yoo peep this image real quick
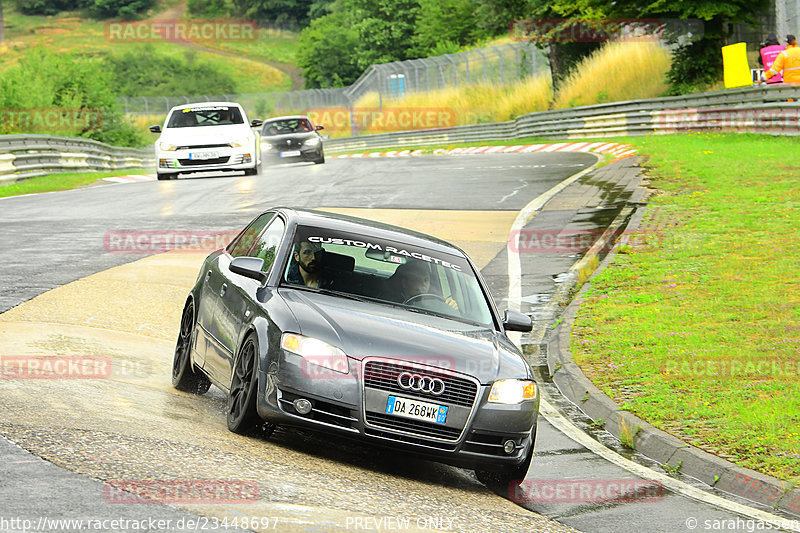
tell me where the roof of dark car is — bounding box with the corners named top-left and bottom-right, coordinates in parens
top-left (276, 207), bottom-right (466, 257)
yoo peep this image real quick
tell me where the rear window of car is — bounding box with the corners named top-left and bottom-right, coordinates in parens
top-left (167, 106), bottom-right (244, 128)
top-left (281, 225), bottom-right (495, 328)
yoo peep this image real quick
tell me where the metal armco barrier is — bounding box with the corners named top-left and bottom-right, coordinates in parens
top-left (325, 84), bottom-right (800, 153)
top-left (0, 134), bottom-right (153, 183)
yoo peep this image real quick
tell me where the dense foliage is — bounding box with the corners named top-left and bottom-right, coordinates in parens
top-left (12, 0), bottom-right (155, 17)
top-left (0, 49), bottom-right (145, 145)
top-left (103, 47), bottom-right (237, 97)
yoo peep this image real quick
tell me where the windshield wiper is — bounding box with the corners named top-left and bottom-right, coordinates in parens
top-left (288, 285), bottom-right (371, 304)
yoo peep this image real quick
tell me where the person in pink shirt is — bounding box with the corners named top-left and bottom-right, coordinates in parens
top-left (759, 34), bottom-right (786, 84)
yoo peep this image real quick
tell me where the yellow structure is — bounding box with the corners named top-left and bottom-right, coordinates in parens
top-left (722, 42), bottom-right (753, 88)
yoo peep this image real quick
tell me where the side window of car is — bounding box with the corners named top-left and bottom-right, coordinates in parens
top-left (228, 213), bottom-right (274, 258)
top-left (252, 217), bottom-right (286, 272)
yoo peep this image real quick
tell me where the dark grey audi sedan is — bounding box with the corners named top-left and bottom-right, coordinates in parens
top-left (172, 208), bottom-right (539, 483)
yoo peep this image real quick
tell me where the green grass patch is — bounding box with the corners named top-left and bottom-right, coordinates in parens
top-left (571, 132), bottom-right (800, 483)
top-left (0, 169), bottom-right (149, 198)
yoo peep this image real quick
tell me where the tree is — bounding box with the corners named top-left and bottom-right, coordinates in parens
top-left (413, 0), bottom-right (486, 56)
top-left (296, 7), bottom-right (361, 88)
top-left (1, 0), bottom-right (5, 43)
top-left (528, 0), bottom-right (771, 92)
top-left (227, 0), bottom-right (315, 28)
top-left (297, 0), bottom-right (420, 88)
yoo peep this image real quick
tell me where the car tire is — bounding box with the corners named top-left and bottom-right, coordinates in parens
top-left (157, 172), bottom-right (176, 180)
top-left (314, 151), bottom-right (325, 165)
top-left (244, 162), bottom-right (259, 176)
top-left (171, 300), bottom-right (212, 394)
top-left (227, 333), bottom-right (260, 434)
top-left (475, 426), bottom-right (536, 488)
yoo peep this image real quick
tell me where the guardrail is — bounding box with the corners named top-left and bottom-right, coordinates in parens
top-left (0, 135), bottom-right (153, 183)
top-left (325, 84), bottom-right (800, 152)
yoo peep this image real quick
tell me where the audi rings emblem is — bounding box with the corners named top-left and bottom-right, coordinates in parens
top-left (397, 372), bottom-right (445, 395)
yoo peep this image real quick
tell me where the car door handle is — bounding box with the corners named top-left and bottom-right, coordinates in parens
top-left (220, 284), bottom-right (227, 297)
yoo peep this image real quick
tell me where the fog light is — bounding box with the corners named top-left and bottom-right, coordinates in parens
top-left (242, 154), bottom-right (252, 163)
top-left (293, 398), bottom-right (312, 415)
top-left (503, 440), bottom-right (516, 455)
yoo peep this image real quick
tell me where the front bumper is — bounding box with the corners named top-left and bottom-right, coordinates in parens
top-left (256, 354), bottom-right (539, 471)
top-left (156, 145), bottom-right (257, 173)
top-left (262, 144), bottom-right (322, 163)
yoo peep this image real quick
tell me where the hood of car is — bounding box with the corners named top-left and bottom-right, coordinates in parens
top-left (262, 132), bottom-right (317, 142)
top-left (158, 125), bottom-right (254, 146)
top-left (278, 289), bottom-right (530, 384)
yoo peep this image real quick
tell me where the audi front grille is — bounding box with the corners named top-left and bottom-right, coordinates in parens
top-left (363, 360), bottom-right (477, 407)
top-left (361, 358), bottom-right (480, 443)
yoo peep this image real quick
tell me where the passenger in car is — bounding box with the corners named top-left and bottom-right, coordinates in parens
top-left (286, 240), bottom-right (335, 289)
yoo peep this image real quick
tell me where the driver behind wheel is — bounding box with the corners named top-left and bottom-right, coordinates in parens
top-left (385, 261), bottom-right (458, 310)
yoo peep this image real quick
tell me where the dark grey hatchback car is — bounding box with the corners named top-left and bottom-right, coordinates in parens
top-left (260, 115), bottom-right (325, 164)
top-left (172, 208), bottom-right (539, 483)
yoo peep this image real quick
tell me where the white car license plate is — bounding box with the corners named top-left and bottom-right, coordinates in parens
top-left (189, 152), bottom-right (218, 160)
top-left (280, 150), bottom-right (301, 158)
top-left (385, 395), bottom-right (448, 425)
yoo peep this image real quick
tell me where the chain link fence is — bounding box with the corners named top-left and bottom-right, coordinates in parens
top-left (119, 42), bottom-right (549, 126)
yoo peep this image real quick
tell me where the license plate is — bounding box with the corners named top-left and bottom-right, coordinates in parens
top-left (280, 150), bottom-right (301, 157)
top-left (385, 395), bottom-right (448, 425)
top-left (189, 152), bottom-right (217, 160)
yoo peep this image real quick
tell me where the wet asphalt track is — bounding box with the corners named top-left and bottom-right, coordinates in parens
top-left (0, 154), bottom-right (786, 533)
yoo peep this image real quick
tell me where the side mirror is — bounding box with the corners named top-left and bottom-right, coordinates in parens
top-left (149, 125), bottom-right (161, 133)
top-left (315, 125), bottom-right (325, 131)
top-left (230, 256), bottom-right (268, 284)
top-left (503, 309), bottom-right (533, 332)
top-left (250, 119), bottom-right (263, 127)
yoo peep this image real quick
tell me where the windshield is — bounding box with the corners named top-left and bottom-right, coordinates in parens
top-left (167, 106), bottom-right (244, 128)
top-left (263, 118), bottom-right (314, 135)
top-left (280, 226), bottom-right (495, 327)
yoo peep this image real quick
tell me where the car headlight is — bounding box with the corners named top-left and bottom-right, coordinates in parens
top-left (304, 137), bottom-right (320, 146)
top-left (488, 379), bottom-right (537, 404)
top-left (280, 333), bottom-right (349, 374)
top-left (231, 136), bottom-right (252, 148)
top-left (262, 143), bottom-right (273, 150)
top-left (158, 141), bottom-right (177, 151)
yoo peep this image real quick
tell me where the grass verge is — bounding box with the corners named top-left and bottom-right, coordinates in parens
top-left (0, 169), bottom-right (149, 198)
top-left (571, 132), bottom-right (800, 484)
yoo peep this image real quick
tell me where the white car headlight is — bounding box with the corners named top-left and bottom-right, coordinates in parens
top-left (231, 136), bottom-right (252, 148)
top-left (488, 379), bottom-right (537, 404)
top-left (158, 141), bottom-right (177, 151)
top-left (280, 333), bottom-right (349, 374)
top-left (304, 137), bottom-right (320, 146)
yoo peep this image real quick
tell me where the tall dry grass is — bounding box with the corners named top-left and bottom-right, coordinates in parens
top-left (552, 39), bottom-right (671, 109)
top-left (350, 74), bottom-right (552, 135)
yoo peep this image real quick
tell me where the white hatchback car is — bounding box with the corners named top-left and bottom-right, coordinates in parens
top-left (150, 102), bottom-right (262, 180)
